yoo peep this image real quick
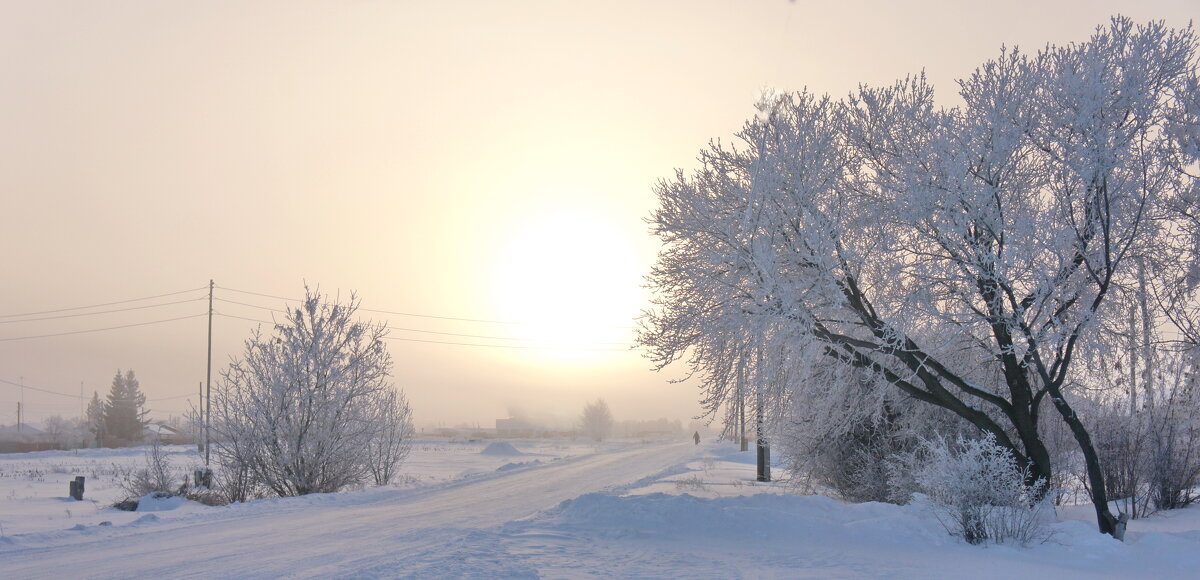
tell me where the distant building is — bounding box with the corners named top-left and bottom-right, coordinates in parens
top-left (144, 422), bottom-right (189, 445)
top-left (0, 424), bottom-right (55, 453)
top-left (617, 418), bottom-right (684, 439)
top-left (495, 417), bottom-right (533, 436)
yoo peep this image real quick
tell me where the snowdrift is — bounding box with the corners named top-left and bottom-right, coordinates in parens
top-left (479, 442), bottom-right (524, 456)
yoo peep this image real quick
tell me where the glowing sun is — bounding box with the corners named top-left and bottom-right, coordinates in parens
top-left (490, 209), bottom-right (643, 352)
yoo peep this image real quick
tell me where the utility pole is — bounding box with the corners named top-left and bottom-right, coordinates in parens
top-left (18, 376), bottom-right (24, 433)
top-left (16, 402), bottom-right (21, 433)
top-left (205, 279), bottom-right (213, 466)
top-left (755, 347), bottom-right (770, 482)
top-left (197, 381), bottom-right (206, 455)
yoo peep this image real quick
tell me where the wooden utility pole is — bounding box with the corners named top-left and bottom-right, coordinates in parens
top-left (205, 279), bottom-right (213, 466)
top-left (198, 381), bottom-right (204, 454)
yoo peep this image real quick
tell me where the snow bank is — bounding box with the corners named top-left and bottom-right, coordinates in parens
top-left (479, 442), bottom-right (524, 456)
top-left (497, 460), bottom-right (541, 472)
top-left (501, 490), bottom-right (1200, 579)
top-left (135, 493), bottom-right (188, 512)
top-left (544, 492), bottom-right (945, 546)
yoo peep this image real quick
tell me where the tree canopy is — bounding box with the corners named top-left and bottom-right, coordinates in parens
top-left (101, 369), bottom-right (148, 446)
top-left (639, 17), bottom-right (1200, 537)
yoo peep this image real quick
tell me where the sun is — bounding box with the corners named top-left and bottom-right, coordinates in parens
top-left (489, 209), bottom-right (644, 355)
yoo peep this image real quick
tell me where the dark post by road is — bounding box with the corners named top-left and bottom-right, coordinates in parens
top-left (756, 443), bottom-right (771, 482)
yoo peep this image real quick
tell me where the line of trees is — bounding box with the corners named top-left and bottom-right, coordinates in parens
top-left (639, 17), bottom-right (1199, 539)
top-left (85, 369), bottom-right (150, 447)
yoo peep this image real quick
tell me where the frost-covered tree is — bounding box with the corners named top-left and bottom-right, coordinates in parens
top-left (86, 391), bottom-right (106, 447)
top-left (364, 388), bottom-right (415, 486)
top-left (42, 415), bottom-right (83, 449)
top-left (103, 370), bottom-right (148, 446)
top-left (210, 287), bottom-right (415, 497)
top-left (581, 398), bottom-right (614, 442)
top-left (640, 18), bottom-right (1199, 537)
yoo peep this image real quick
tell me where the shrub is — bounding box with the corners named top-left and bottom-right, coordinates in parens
top-left (210, 287), bottom-right (415, 497)
top-left (915, 434), bottom-right (1053, 546)
top-left (113, 440), bottom-right (176, 501)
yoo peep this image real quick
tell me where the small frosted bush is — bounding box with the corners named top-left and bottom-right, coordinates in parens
top-left (915, 434), bottom-right (1053, 545)
top-left (114, 440), bottom-right (176, 500)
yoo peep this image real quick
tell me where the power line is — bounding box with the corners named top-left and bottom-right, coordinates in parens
top-left (215, 311), bottom-right (275, 325)
top-left (213, 286), bottom-right (298, 303)
top-left (0, 286), bottom-right (208, 319)
top-left (0, 313), bottom-right (207, 342)
top-left (0, 376), bottom-right (196, 403)
top-left (213, 297), bottom-right (288, 312)
top-left (381, 335), bottom-right (630, 352)
top-left (215, 300), bottom-right (630, 344)
top-left (0, 296), bottom-right (207, 324)
top-left (0, 376), bottom-right (78, 399)
top-left (214, 311), bottom-right (631, 350)
top-left (217, 285), bottom-right (519, 324)
top-left (216, 284), bottom-right (636, 329)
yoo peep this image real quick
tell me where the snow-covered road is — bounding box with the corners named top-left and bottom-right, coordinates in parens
top-left (3, 441), bottom-right (696, 579)
top-left (9, 440), bottom-right (1200, 579)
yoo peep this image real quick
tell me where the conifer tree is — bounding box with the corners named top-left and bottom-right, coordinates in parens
top-left (103, 369), bottom-right (149, 445)
top-left (85, 391), bottom-right (106, 447)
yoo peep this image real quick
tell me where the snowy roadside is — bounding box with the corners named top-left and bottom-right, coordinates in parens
top-left (0, 439), bottom-right (597, 537)
top-left (1, 439), bottom-right (1199, 578)
top-left (486, 443), bottom-right (1200, 579)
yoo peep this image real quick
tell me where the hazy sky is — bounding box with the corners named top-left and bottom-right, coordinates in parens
top-left (1, 0), bottom-right (1195, 428)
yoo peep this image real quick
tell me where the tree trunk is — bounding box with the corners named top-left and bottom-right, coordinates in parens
top-left (1012, 421), bottom-right (1054, 492)
top-left (738, 355), bottom-right (748, 452)
top-left (1051, 394), bottom-right (1120, 537)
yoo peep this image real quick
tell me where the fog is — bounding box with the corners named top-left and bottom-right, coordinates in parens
top-left (1, 0), bottom-right (1194, 429)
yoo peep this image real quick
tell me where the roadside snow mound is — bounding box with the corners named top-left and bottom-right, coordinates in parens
top-left (544, 492), bottom-right (945, 545)
top-left (480, 442), bottom-right (524, 456)
top-left (135, 492), bottom-right (187, 512)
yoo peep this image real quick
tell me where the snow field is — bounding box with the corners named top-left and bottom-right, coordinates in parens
top-left (1, 439), bottom-right (1199, 578)
top-left (0, 439), bottom-right (593, 537)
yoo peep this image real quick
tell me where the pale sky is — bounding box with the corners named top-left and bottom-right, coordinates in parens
top-left (1, 0), bottom-right (1195, 428)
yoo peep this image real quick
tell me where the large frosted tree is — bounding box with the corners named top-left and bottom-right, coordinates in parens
top-left (210, 287), bottom-right (415, 497)
top-left (639, 18), bottom-right (1199, 537)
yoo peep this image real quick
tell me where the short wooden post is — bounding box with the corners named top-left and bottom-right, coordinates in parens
top-left (69, 476), bottom-right (85, 500)
top-left (194, 468), bottom-right (213, 489)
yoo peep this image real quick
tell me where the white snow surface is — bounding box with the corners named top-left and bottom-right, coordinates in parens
top-left (479, 441), bottom-right (525, 456)
top-left (1, 440), bottom-right (1199, 578)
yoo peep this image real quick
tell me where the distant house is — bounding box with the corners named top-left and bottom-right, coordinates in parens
top-left (495, 417), bottom-right (533, 436)
top-left (144, 422), bottom-right (189, 445)
top-left (0, 424), bottom-right (55, 453)
top-left (617, 418), bottom-right (684, 439)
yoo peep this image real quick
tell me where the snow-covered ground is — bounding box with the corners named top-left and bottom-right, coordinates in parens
top-left (1, 439), bottom-right (1199, 578)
